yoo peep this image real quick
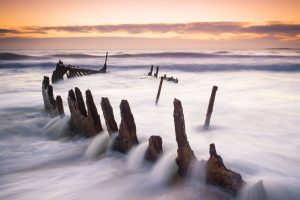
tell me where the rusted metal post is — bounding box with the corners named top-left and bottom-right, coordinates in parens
top-left (204, 86), bottom-right (218, 130)
top-left (154, 66), bottom-right (159, 77)
top-left (155, 77), bottom-right (164, 105)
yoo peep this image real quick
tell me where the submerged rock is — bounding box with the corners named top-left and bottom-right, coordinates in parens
top-left (173, 98), bottom-right (196, 176)
top-left (113, 100), bottom-right (139, 153)
top-left (206, 143), bottom-right (244, 195)
top-left (145, 135), bottom-right (163, 162)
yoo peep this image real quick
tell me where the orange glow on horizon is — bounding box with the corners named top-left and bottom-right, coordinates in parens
top-left (1, 0), bottom-right (300, 27)
top-left (1, 0), bottom-right (299, 49)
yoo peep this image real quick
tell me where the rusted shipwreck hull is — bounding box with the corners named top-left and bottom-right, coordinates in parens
top-left (51, 52), bottom-right (108, 83)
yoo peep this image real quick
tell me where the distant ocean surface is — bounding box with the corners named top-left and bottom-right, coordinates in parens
top-left (0, 49), bottom-right (300, 200)
top-left (0, 49), bottom-right (300, 71)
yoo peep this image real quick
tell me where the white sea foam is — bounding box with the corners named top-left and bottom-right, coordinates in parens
top-left (0, 49), bottom-right (300, 200)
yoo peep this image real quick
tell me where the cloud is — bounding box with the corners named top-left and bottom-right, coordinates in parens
top-left (0, 28), bottom-right (19, 34)
top-left (1, 22), bottom-right (300, 41)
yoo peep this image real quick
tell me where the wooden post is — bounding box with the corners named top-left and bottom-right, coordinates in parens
top-left (155, 77), bottom-right (164, 105)
top-left (101, 97), bottom-right (118, 136)
top-left (148, 65), bottom-right (154, 76)
top-left (75, 87), bottom-right (87, 117)
top-left (145, 135), bottom-right (163, 162)
top-left (102, 52), bottom-right (108, 70)
top-left (206, 143), bottom-right (244, 195)
top-left (173, 98), bottom-right (196, 176)
top-left (154, 66), bottom-right (159, 77)
top-left (104, 52), bottom-right (108, 66)
top-left (113, 100), bottom-right (139, 153)
top-left (56, 95), bottom-right (65, 117)
top-left (204, 86), bottom-right (218, 130)
top-left (86, 90), bottom-right (103, 132)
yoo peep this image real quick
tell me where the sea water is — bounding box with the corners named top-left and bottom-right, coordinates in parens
top-left (0, 49), bottom-right (299, 200)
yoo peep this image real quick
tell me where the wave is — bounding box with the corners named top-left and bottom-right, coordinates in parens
top-left (112, 63), bottom-right (300, 72)
top-left (50, 53), bottom-right (100, 58)
top-left (1, 51), bottom-right (300, 60)
top-left (0, 61), bottom-right (300, 72)
top-left (0, 53), bottom-right (36, 60)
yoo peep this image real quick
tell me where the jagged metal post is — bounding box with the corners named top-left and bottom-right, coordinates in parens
top-left (155, 77), bottom-right (164, 105)
top-left (204, 86), bottom-right (218, 130)
top-left (154, 66), bottom-right (159, 78)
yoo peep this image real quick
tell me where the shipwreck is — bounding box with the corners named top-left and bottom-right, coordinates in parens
top-left (51, 52), bottom-right (108, 83)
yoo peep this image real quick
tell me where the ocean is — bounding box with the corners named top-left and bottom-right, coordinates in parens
top-left (0, 49), bottom-right (300, 200)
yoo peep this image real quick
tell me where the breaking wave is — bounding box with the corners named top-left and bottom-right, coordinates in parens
top-left (1, 51), bottom-right (300, 60)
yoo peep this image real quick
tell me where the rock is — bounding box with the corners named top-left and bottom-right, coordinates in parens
top-left (206, 143), bottom-right (244, 195)
top-left (113, 100), bottom-right (139, 153)
top-left (145, 135), bottom-right (163, 162)
top-left (100, 97), bottom-right (118, 136)
top-left (173, 98), bottom-right (196, 176)
top-left (67, 88), bottom-right (102, 137)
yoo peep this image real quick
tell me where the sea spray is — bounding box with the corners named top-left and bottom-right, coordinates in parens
top-left (84, 133), bottom-right (110, 159)
top-left (148, 149), bottom-right (178, 186)
top-left (126, 142), bottom-right (148, 171)
top-left (42, 116), bottom-right (70, 138)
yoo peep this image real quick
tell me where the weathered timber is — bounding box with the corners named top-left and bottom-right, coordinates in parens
top-left (67, 88), bottom-right (102, 137)
top-left (154, 66), bottom-right (159, 78)
top-left (145, 135), bottom-right (163, 162)
top-left (56, 96), bottom-right (65, 117)
top-left (155, 77), bottom-right (164, 105)
top-left (162, 74), bottom-right (178, 83)
top-left (204, 86), bottom-right (218, 130)
top-left (100, 97), bottom-right (118, 136)
top-left (75, 87), bottom-right (87, 117)
top-left (173, 98), bottom-right (196, 176)
top-left (113, 100), bottom-right (139, 153)
top-left (148, 65), bottom-right (154, 76)
top-left (86, 90), bottom-right (103, 132)
top-left (206, 143), bottom-right (244, 195)
top-left (51, 53), bottom-right (108, 83)
top-left (42, 76), bottom-right (64, 116)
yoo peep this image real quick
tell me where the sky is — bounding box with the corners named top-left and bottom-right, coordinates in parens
top-left (0, 0), bottom-right (300, 50)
